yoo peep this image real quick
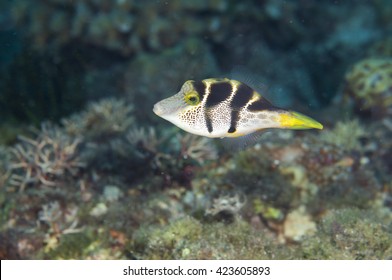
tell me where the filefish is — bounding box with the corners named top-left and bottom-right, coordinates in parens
top-left (153, 78), bottom-right (323, 138)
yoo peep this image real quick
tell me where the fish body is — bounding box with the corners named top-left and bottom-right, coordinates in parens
top-left (153, 78), bottom-right (323, 138)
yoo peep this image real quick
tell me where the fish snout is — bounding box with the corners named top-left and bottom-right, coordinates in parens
top-left (153, 102), bottom-right (164, 116)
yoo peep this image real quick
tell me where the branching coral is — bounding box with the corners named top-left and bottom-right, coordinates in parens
top-left (126, 126), bottom-right (161, 158)
top-left (62, 97), bottom-right (134, 141)
top-left (9, 123), bottom-right (85, 192)
top-left (39, 201), bottom-right (80, 236)
top-left (126, 126), bottom-right (218, 167)
top-left (123, 125), bottom-right (220, 190)
top-left (38, 201), bottom-right (82, 253)
top-left (177, 134), bottom-right (218, 165)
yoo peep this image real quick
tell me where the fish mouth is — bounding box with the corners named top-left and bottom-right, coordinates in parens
top-left (153, 100), bottom-right (177, 117)
top-left (153, 94), bottom-right (185, 118)
top-left (153, 102), bottom-right (163, 116)
top-left (278, 111), bottom-right (323, 130)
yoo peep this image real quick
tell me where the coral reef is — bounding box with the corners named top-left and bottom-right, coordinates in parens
top-left (320, 120), bottom-right (365, 150)
top-left (62, 97), bottom-right (134, 141)
top-left (38, 201), bottom-right (82, 253)
top-left (11, 0), bottom-right (229, 55)
top-left (1, 0), bottom-right (392, 262)
top-left (132, 216), bottom-right (287, 260)
top-left (176, 134), bottom-right (218, 165)
top-left (8, 124), bottom-right (84, 192)
top-left (219, 120), bottom-right (389, 241)
top-left (344, 58), bottom-right (392, 118)
top-left (1, 97), bottom-right (392, 260)
top-left (301, 208), bottom-right (392, 259)
top-left (124, 125), bottom-right (218, 188)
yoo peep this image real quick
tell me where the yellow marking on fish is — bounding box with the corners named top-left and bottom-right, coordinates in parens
top-left (278, 111), bottom-right (323, 130)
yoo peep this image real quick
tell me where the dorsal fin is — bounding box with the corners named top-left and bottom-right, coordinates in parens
top-left (229, 66), bottom-right (290, 108)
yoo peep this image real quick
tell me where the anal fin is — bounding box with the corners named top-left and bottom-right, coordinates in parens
top-left (219, 129), bottom-right (269, 152)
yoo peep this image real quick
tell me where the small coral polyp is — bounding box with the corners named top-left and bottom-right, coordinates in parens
top-left (344, 58), bottom-right (392, 118)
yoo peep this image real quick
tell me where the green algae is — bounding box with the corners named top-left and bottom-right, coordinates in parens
top-left (301, 208), bottom-right (392, 259)
top-left (43, 231), bottom-right (94, 260)
top-left (132, 216), bottom-right (293, 260)
top-left (130, 207), bottom-right (392, 260)
top-left (253, 198), bottom-right (284, 221)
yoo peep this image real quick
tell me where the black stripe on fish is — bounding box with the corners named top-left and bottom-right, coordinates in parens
top-left (206, 82), bottom-right (232, 108)
top-left (228, 111), bottom-right (239, 134)
top-left (248, 98), bottom-right (276, 111)
top-left (226, 83), bottom-right (253, 133)
top-left (230, 83), bottom-right (253, 110)
top-left (205, 113), bottom-right (214, 133)
top-left (192, 81), bottom-right (206, 101)
top-left (228, 125), bottom-right (236, 133)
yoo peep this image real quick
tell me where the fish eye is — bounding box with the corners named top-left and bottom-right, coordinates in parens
top-left (184, 91), bottom-right (200, 105)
